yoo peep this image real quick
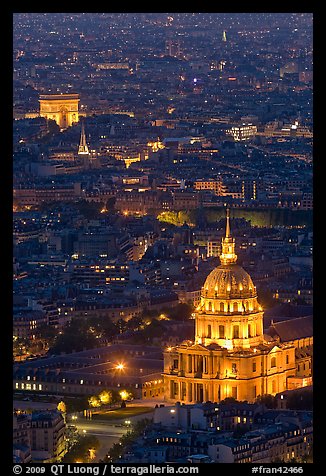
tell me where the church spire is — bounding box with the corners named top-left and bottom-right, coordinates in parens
top-left (225, 206), bottom-right (231, 238)
top-left (78, 119), bottom-right (89, 155)
top-left (220, 207), bottom-right (237, 265)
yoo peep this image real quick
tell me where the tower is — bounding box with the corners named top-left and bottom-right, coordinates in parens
top-left (78, 120), bottom-right (89, 156)
top-left (163, 208), bottom-right (298, 403)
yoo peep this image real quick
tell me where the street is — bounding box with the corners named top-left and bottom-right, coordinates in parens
top-left (70, 404), bottom-right (157, 461)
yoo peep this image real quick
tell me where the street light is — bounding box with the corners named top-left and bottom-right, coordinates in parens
top-left (115, 363), bottom-right (125, 370)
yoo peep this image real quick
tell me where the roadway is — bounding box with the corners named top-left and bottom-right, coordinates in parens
top-left (69, 402), bottom-right (160, 461)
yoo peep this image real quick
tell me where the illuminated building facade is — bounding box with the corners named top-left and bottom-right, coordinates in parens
top-left (226, 124), bottom-right (257, 141)
top-left (163, 209), bottom-right (310, 403)
top-left (39, 94), bottom-right (80, 130)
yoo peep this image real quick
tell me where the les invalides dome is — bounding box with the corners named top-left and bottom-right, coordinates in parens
top-left (195, 208), bottom-right (263, 349)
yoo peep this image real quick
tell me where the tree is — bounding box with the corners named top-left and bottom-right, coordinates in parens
top-left (64, 396), bottom-right (90, 413)
top-left (37, 323), bottom-right (58, 349)
top-left (57, 401), bottom-right (66, 414)
top-left (62, 434), bottom-right (100, 463)
top-left (168, 302), bottom-right (193, 321)
top-left (88, 396), bottom-right (101, 408)
top-left (49, 319), bottom-right (98, 354)
top-left (116, 318), bottom-right (128, 334)
top-left (220, 397), bottom-right (238, 404)
top-left (127, 314), bottom-right (145, 331)
top-left (88, 315), bottom-right (118, 339)
top-left (99, 390), bottom-right (112, 405)
top-left (257, 288), bottom-right (277, 310)
top-left (141, 319), bottom-right (165, 341)
top-left (255, 394), bottom-right (277, 409)
top-left (106, 197), bottom-right (116, 212)
top-left (73, 200), bottom-right (105, 220)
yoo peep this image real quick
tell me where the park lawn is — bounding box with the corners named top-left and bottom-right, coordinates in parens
top-left (92, 405), bottom-right (154, 421)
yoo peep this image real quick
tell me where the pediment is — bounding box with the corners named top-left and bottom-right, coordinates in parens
top-left (189, 344), bottom-right (209, 352)
top-left (269, 345), bottom-right (282, 353)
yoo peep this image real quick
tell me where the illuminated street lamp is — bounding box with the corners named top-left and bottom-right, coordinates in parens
top-left (115, 363), bottom-right (125, 370)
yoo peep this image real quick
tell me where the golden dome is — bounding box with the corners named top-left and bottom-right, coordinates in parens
top-left (202, 208), bottom-right (257, 299)
top-left (203, 263), bottom-right (256, 299)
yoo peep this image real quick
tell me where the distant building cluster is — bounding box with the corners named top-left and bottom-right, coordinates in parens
top-left (117, 401), bottom-right (312, 463)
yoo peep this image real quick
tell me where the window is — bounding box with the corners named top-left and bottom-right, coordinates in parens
top-left (248, 324), bottom-right (252, 337)
top-left (271, 357), bottom-right (276, 368)
top-left (286, 354), bottom-right (289, 364)
top-left (220, 302), bottom-right (225, 312)
top-left (232, 386), bottom-right (238, 399)
top-left (219, 325), bottom-right (225, 339)
top-left (252, 362), bottom-right (256, 372)
top-left (232, 363), bottom-right (237, 374)
top-left (207, 324), bottom-right (212, 338)
top-left (233, 325), bottom-right (239, 339)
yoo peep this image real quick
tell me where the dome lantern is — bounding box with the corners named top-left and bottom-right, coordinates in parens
top-left (220, 207), bottom-right (237, 265)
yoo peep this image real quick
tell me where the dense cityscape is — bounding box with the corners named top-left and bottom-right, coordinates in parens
top-left (13, 13), bottom-right (313, 466)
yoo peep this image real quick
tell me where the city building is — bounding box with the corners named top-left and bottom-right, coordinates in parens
top-left (30, 410), bottom-right (66, 463)
top-left (13, 410), bottom-right (66, 463)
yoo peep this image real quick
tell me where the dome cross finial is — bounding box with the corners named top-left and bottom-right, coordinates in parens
top-left (226, 206), bottom-right (231, 238)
